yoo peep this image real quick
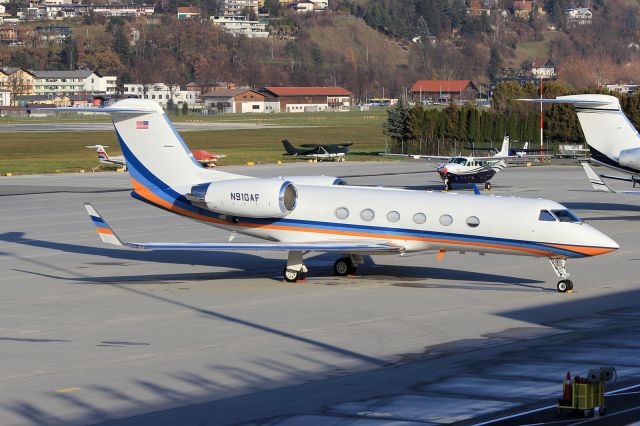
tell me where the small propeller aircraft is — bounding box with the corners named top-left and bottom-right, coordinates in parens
top-left (281, 139), bottom-right (352, 162)
top-left (37, 99), bottom-right (619, 293)
top-left (87, 145), bottom-right (225, 169)
top-left (389, 136), bottom-right (550, 190)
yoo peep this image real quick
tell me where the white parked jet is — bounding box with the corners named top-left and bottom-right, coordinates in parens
top-left (86, 145), bottom-right (126, 169)
top-left (521, 94), bottom-right (640, 193)
top-left (47, 100), bottom-right (617, 292)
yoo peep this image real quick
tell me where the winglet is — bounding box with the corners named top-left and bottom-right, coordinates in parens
top-left (84, 203), bottom-right (125, 246)
top-left (581, 162), bottom-right (614, 193)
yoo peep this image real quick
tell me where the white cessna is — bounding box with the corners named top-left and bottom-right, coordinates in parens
top-left (51, 100), bottom-right (617, 292)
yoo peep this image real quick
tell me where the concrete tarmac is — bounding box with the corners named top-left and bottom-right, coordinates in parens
top-left (1, 162), bottom-right (639, 426)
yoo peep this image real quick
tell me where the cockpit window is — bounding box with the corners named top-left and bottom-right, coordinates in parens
top-left (539, 210), bottom-right (556, 221)
top-left (451, 157), bottom-right (467, 165)
top-left (552, 209), bottom-right (582, 223)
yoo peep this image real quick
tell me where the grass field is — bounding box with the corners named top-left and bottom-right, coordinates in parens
top-left (0, 110), bottom-right (390, 175)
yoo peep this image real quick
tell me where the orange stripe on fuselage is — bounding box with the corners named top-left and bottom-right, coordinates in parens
top-left (96, 227), bottom-right (113, 235)
top-left (130, 179), bottom-right (602, 258)
top-left (543, 243), bottom-right (617, 256)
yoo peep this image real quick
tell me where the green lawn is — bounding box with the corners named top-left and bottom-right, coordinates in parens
top-left (0, 110), bottom-right (390, 175)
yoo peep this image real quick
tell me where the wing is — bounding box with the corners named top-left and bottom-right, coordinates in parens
top-left (299, 144), bottom-right (321, 148)
top-left (85, 203), bottom-right (403, 254)
top-left (380, 153), bottom-right (450, 167)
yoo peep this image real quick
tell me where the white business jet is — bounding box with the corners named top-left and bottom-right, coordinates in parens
top-left (86, 145), bottom-right (126, 169)
top-left (520, 94), bottom-right (640, 193)
top-left (47, 100), bottom-right (617, 292)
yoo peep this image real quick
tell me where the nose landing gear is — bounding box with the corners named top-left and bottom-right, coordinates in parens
top-left (283, 250), bottom-right (308, 283)
top-left (549, 258), bottom-right (573, 292)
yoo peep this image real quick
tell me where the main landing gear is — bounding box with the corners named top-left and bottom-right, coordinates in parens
top-left (549, 258), bottom-right (574, 292)
top-left (282, 251), bottom-right (362, 282)
top-left (484, 181), bottom-right (492, 190)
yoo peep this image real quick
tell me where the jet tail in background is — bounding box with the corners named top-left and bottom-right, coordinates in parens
top-left (497, 135), bottom-right (510, 157)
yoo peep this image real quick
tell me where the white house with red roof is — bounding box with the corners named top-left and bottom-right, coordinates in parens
top-left (260, 86), bottom-right (352, 112)
top-left (410, 80), bottom-right (479, 103)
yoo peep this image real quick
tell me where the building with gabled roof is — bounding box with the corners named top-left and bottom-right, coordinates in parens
top-left (177, 6), bottom-right (200, 19)
top-left (260, 86), bottom-right (352, 112)
top-left (410, 80), bottom-right (479, 103)
top-left (202, 88), bottom-right (266, 113)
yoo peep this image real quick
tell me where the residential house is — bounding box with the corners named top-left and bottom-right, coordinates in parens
top-left (32, 70), bottom-right (116, 95)
top-left (0, 67), bottom-right (35, 97)
top-left (186, 82), bottom-right (238, 93)
top-left (513, 0), bottom-right (533, 19)
top-left (177, 6), bottom-right (200, 19)
top-left (0, 25), bottom-right (19, 43)
top-left (260, 86), bottom-right (352, 112)
top-left (210, 15), bottom-right (268, 38)
top-left (34, 25), bottom-right (71, 43)
top-left (202, 89), bottom-right (266, 113)
top-left (123, 83), bottom-right (200, 107)
top-left (603, 84), bottom-right (640, 95)
top-left (224, 0), bottom-right (259, 16)
top-left (14, 94), bottom-right (70, 107)
top-left (531, 58), bottom-right (555, 79)
top-left (566, 7), bottom-right (592, 25)
top-left (410, 80), bottom-right (479, 103)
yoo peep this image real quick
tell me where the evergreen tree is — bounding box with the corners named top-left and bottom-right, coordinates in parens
top-left (488, 45), bottom-right (502, 81)
top-left (383, 97), bottom-right (410, 150)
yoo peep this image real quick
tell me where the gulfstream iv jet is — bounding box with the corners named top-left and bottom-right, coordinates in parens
top-left (52, 99), bottom-right (617, 292)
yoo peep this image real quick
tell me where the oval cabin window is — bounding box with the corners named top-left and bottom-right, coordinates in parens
top-left (466, 216), bottom-right (480, 228)
top-left (413, 213), bottom-right (426, 224)
top-left (387, 211), bottom-right (400, 223)
top-left (439, 214), bottom-right (453, 226)
top-left (335, 207), bottom-right (349, 220)
top-left (360, 208), bottom-right (375, 222)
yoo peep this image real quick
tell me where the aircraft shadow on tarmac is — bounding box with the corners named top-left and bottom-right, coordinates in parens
top-left (2, 232), bottom-right (542, 288)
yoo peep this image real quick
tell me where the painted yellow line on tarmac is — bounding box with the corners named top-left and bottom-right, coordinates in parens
top-left (55, 387), bottom-right (81, 393)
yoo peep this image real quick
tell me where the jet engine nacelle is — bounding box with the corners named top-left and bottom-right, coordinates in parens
top-left (279, 175), bottom-right (347, 186)
top-left (619, 147), bottom-right (640, 170)
top-left (188, 178), bottom-right (297, 218)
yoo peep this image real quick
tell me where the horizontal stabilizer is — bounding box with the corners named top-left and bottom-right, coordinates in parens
top-left (580, 162), bottom-right (640, 194)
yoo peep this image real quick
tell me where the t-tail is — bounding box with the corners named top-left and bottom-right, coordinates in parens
top-left (86, 145), bottom-right (110, 161)
top-left (520, 94), bottom-right (640, 173)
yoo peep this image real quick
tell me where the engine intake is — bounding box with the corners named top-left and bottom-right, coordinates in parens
top-left (188, 178), bottom-right (297, 218)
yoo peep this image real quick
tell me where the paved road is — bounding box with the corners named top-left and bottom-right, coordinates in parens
top-left (0, 162), bottom-right (639, 426)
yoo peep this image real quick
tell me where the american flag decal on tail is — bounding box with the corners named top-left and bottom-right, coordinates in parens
top-left (136, 120), bottom-right (149, 130)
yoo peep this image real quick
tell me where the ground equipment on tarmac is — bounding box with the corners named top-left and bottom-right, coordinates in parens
top-left (556, 367), bottom-right (616, 418)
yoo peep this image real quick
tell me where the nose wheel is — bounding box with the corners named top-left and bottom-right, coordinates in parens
top-left (484, 181), bottom-right (492, 190)
top-left (549, 258), bottom-right (573, 292)
top-left (443, 177), bottom-right (452, 191)
top-left (283, 250), bottom-right (308, 283)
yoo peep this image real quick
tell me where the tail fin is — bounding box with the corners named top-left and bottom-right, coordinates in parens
top-left (496, 135), bottom-right (510, 157)
top-left (281, 139), bottom-right (298, 155)
top-left (520, 95), bottom-right (640, 161)
top-left (87, 145), bottom-right (110, 161)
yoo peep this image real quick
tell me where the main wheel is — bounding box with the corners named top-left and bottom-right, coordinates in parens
top-left (485, 181), bottom-right (492, 190)
top-left (599, 406), bottom-right (606, 416)
top-left (557, 280), bottom-right (569, 293)
top-left (283, 268), bottom-right (302, 282)
top-left (566, 280), bottom-right (574, 290)
top-left (334, 257), bottom-right (356, 276)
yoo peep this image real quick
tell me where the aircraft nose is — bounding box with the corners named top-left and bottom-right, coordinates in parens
top-left (583, 225), bottom-right (619, 256)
